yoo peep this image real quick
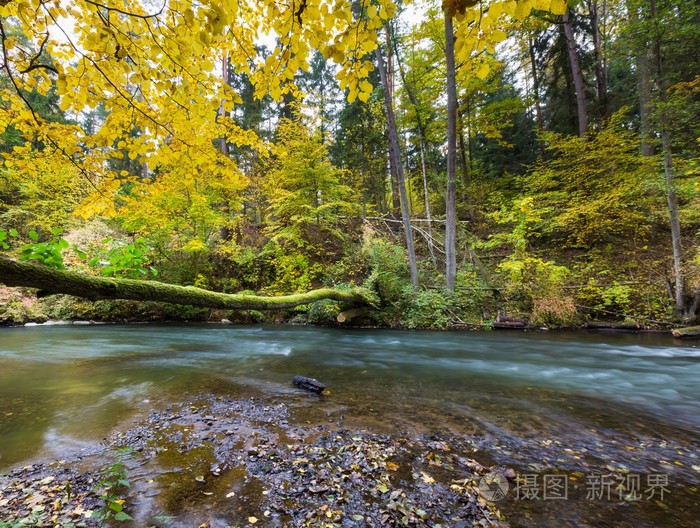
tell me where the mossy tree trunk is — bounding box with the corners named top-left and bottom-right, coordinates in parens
top-left (0, 257), bottom-right (375, 310)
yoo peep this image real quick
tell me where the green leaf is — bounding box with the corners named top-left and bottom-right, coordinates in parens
top-left (113, 511), bottom-right (133, 521)
top-left (28, 230), bottom-right (38, 241)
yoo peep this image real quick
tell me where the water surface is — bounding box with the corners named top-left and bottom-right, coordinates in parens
top-left (1, 324), bottom-right (698, 526)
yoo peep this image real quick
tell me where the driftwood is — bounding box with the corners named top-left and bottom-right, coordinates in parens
top-left (292, 376), bottom-right (326, 394)
top-left (0, 256), bottom-right (375, 311)
top-left (671, 325), bottom-right (700, 338)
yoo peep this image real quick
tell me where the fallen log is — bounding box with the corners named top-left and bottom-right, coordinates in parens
top-left (292, 376), bottom-right (326, 394)
top-left (491, 320), bottom-right (526, 329)
top-left (671, 325), bottom-right (700, 338)
top-left (496, 313), bottom-right (525, 324)
top-left (337, 307), bottom-right (369, 323)
top-left (0, 256), bottom-right (375, 310)
top-left (586, 321), bottom-right (640, 330)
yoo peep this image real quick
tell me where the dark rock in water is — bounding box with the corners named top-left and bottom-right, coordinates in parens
top-left (293, 375), bottom-right (326, 394)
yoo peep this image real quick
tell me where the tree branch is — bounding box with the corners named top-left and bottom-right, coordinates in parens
top-left (82, 0), bottom-right (165, 20)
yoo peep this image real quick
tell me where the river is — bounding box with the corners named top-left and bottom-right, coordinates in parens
top-left (1, 324), bottom-right (698, 527)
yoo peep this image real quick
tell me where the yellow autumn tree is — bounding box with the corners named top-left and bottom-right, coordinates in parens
top-left (0, 0), bottom-right (400, 206)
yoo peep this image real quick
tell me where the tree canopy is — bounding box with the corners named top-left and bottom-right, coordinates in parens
top-left (1, 0), bottom-right (699, 327)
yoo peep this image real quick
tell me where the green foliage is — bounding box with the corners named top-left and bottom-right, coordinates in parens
top-left (0, 227), bottom-right (18, 249)
top-left (0, 160), bottom-right (88, 237)
top-left (44, 296), bottom-right (212, 323)
top-left (362, 235), bottom-right (411, 304)
top-left (19, 228), bottom-right (69, 269)
top-left (0, 511), bottom-right (53, 528)
top-left (525, 114), bottom-right (658, 247)
top-left (484, 197), bottom-right (577, 326)
top-left (259, 240), bottom-right (318, 294)
top-left (88, 237), bottom-right (158, 278)
top-left (401, 289), bottom-right (452, 329)
top-left (96, 451), bottom-right (133, 522)
top-left (215, 244), bottom-right (271, 292)
top-left (305, 299), bottom-right (343, 325)
top-left (267, 118), bottom-right (361, 230)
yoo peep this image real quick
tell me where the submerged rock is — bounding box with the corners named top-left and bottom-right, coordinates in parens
top-left (292, 375), bottom-right (326, 394)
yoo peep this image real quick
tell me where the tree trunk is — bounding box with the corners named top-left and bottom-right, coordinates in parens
top-left (563, 8), bottom-right (588, 137)
top-left (391, 30), bottom-right (435, 260)
top-left (0, 257), bottom-right (374, 310)
top-left (587, 0), bottom-right (609, 119)
top-left (650, 0), bottom-right (685, 315)
top-left (628, 0), bottom-right (653, 154)
top-left (444, 10), bottom-right (458, 291)
top-left (527, 36), bottom-right (547, 160)
top-left (418, 142), bottom-right (435, 260)
top-left (219, 54), bottom-right (229, 155)
top-left (662, 119), bottom-right (685, 315)
top-left (458, 123), bottom-right (475, 222)
top-left (375, 46), bottom-right (419, 289)
top-left (384, 28), bottom-right (401, 216)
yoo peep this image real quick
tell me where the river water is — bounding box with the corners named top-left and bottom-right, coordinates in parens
top-left (1, 324), bottom-right (699, 526)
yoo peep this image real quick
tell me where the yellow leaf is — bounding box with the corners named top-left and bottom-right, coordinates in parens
top-left (184, 8), bottom-right (194, 25)
top-left (476, 63), bottom-right (490, 79)
top-left (549, 0), bottom-right (568, 15)
top-left (248, 516), bottom-right (258, 524)
top-left (515, 0), bottom-right (533, 20)
top-left (420, 471), bottom-right (435, 484)
top-left (492, 29), bottom-right (508, 42)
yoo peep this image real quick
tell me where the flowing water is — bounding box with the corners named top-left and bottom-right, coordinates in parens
top-left (1, 324), bottom-right (699, 527)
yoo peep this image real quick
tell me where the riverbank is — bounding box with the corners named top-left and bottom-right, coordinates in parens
top-left (0, 394), bottom-right (511, 527)
top-left (0, 287), bottom-right (685, 334)
top-left (2, 390), bottom-right (698, 528)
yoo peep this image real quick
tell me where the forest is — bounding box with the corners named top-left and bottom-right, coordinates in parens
top-left (0, 0), bottom-right (699, 329)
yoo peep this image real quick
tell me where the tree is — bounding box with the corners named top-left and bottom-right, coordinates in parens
top-left (266, 118), bottom-right (359, 230)
top-left (444, 7), bottom-right (458, 291)
top-left (441, 0), bottom-right (568, 290)
top-left (375, 40), bottom-right (419, 288)
top-left (332, 92), bottom-right (388, 214)
top-left (619, 0), bottom-right (700, 316)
